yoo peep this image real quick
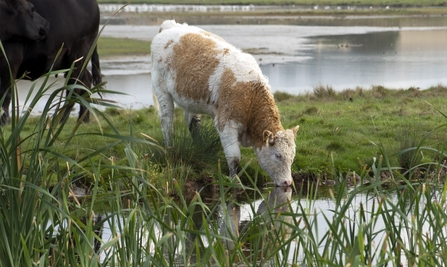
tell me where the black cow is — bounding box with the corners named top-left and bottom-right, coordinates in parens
top-left (0, 0), bottom-right (102, 124)
top-left (0, 0), bottom-right (49, 41)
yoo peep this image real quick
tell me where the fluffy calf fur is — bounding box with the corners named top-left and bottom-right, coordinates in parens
top-left (151, 20), bottom-right (299, 187)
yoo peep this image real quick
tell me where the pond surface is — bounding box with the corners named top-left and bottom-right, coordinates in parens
top-left (98, 185), bottom-right (442, 266)
top-left (261, 28), bottom-right (447, 94)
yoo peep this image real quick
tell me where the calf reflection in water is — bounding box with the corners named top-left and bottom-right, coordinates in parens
top-left (218, 187), bottom-right (293, 254)
top-left (48, 214), bottom-right (103, 263)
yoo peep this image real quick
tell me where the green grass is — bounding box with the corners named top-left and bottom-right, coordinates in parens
top-left (97, 37), bottom-right (150, 57)
top-left (6, 84), bottom-right (447, 188)
top-left (275, 85), bottom-right (447, 180)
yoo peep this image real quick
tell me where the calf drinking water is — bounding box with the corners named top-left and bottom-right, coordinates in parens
top-left (151, 20), bottom-right (299, 187)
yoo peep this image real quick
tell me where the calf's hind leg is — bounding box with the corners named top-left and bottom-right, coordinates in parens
top-left (184, 111), bottom-right (201, 138)
top-left (156, 92), bottom-right (175, 146)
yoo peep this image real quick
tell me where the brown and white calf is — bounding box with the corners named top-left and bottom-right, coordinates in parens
top-left (151, 20), bottom-right (299, 187)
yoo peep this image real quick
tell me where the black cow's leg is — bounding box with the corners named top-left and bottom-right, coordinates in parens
top-left (0, 87), bottom-right (11, 125)
top-left (62, 70), bottom-right (92, 123)
top-left (0, 72), bottom-right (11, 125)
top-left (0, 44), bottom-right (22, 125)
top-left (78, 70), bottom-right (93, 123)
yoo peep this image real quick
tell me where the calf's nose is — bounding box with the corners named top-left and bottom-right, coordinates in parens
top-left (281, 180), bottom-right (293, 187)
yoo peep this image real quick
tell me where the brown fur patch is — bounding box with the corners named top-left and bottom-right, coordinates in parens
top-left (217, 68), bottom-right (283, 148)
top-left (164, 39), bottom-right (174, 49)
top-left (171, 33), bottom-right (221, 102)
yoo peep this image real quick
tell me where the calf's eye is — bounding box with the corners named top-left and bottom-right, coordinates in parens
top-left (275, 153), bottom-right (282, 160)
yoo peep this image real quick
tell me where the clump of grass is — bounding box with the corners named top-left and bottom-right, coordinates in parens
top-left (149, 118), bottom-right (223, 181)
top-left (340, 88), bottom-right (356, 100)
top-left (0, 45), bottom-right (109, 266)
top-left (371, 85), bottom-right (388, 98)
top-left (313, 84), bottom-right (336, 99)
top-left (301, 106), bottom-right (321, 115)
top-left (274, 91), bottom-right (294, 102)
top-left (396, 125), bottom-right (425, 173)
top-left (327, 140), bottom-right (345, 152)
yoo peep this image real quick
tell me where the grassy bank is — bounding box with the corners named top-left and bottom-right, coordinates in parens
top-left (6, 83), bottom-right (447, 189)
top-left (8, 37), bottom-right (447, 188)
top-left (280, 85), bottom-right (447, 181)
top-left (97, 0), bottom-right (447, 23)
top-left (98, 0), bottom-right (447, 7)
top-left (97, 37), bottom-right (150, 57)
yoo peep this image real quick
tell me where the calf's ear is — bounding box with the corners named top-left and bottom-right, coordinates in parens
top-left (263, 130), bottom-right (275, 146)
top-left (292, 125), bottom-right (299, 137)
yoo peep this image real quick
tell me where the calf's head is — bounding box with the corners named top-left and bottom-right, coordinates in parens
top-left (255, 126), bottom-right (299, 187)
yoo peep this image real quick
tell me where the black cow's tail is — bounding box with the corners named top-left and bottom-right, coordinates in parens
top-left (91, 46), bottom-right (102, 86)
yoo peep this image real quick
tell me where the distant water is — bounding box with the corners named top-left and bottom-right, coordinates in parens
top-left (261, 28), bottom-right (447, 94)
top-left (16, 26), bottom-right (447, 115)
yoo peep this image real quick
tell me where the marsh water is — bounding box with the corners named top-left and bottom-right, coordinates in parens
top-left (100, 27), bottom-right (447, 105)
top-left (262, 28), bottom-right (447, 93)
top-left (98, 185), bottom-right (442, 266)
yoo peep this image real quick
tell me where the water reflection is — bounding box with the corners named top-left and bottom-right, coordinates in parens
top-left (218, 187), bottom-right (293, 251)
top-left (96, 183), bottom-right (447, 265)
top-left (261, 29), bottom-right (447, 94)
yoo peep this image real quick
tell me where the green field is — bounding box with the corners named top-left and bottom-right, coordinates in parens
top-left (97, 37), bottom-right (150, 57)
top-left (7, 84), bottom-right (447, 188)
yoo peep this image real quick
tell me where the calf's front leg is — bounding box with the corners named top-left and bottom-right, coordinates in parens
top-left (218, 123), bottom-right (241, 178)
